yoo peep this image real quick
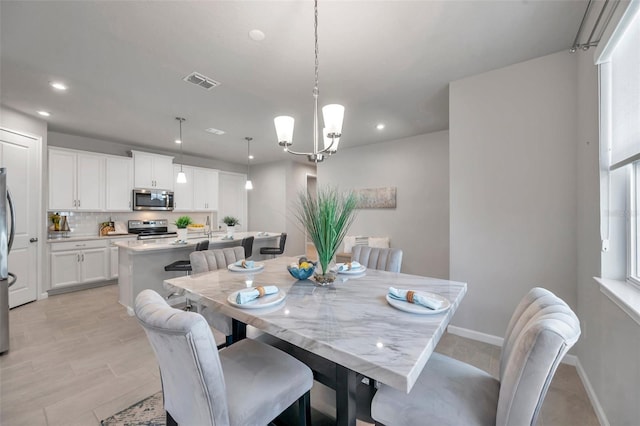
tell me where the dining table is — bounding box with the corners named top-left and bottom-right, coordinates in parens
top-left (163, 256), bottom-right (467, 426)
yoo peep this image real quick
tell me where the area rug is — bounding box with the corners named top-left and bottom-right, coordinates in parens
top-left (100, 392), bottom-right (165, 426)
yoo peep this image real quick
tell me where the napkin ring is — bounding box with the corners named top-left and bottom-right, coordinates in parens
top-left (256, 286), bottom-right (265, 297)
top-left (406, 291), bottom-right (415, 304)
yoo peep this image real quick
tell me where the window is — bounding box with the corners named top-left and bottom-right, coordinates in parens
top-left (599, 1), bottom-right (640, 287)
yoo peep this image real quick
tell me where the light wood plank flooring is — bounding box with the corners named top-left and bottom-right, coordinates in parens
top-left (0, 285), bottom-right (598, 425)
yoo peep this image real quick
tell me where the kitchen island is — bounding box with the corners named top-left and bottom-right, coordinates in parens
top-left (115, 232), bottom-right (280, 314)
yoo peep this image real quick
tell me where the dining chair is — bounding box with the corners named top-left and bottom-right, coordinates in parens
top-left (351, 246), bottom-right (403, 273)
top-left (371, 287), bottom-right (581, 426)
top-left (189, 246), bottom-right (245, 274)
top-left (163, 239), bottom-right (209, 274)
top-left (189, 246), bottom-right (246, 347)
top-left (135, 289), bottom-right (313, 426)
top-left (240, 236), bottom-right (254, 259)
top-left (260, 232), bottom-right (287, 258)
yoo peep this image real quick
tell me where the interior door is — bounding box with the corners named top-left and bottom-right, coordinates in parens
top-left (0, 129), bottom-right (40, 308)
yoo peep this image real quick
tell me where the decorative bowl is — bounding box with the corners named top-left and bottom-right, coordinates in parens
top-left (287, 264), bottom-right (315, 280)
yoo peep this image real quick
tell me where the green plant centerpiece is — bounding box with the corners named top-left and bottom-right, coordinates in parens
top-left (294, 187), bottom-right (358, 285)
top-left (222, 216), bottom-right (240, 226)
top-left (174, 216), bottom-right (193, 229)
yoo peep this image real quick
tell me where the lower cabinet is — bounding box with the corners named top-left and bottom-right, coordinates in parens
top-left (50, 240), bottom-right (109, 289)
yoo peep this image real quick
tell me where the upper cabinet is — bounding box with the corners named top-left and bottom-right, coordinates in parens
top-left (132, 150), bottom-right (174, 190)
top-left (193, 168), bottom-right (219, 211)
top-left (173, 165), bottom-right (194, 212)
top-left (106, 156), bottom-right (133, 211)
top-left (49, 148), bottom-right (105, 211)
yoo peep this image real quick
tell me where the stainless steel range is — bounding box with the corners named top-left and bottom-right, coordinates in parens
top-left (128, 219), bottom-right (177, 240)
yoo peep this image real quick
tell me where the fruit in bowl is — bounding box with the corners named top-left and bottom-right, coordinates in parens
top-left (287, 257), bottom-right (316, 280)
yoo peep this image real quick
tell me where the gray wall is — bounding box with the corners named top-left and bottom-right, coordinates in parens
top-left (318, 131), bottom-right (449, 278)
top-left (449, 51), bottom-right (578, 337)
top-left (247, 159), bottom-right (314, 257)
top-left (48, 131), bottom-right (246, 174)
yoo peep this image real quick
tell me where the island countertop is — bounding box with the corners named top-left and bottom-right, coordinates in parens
top-left (114, 231), bottom-right (279, 252)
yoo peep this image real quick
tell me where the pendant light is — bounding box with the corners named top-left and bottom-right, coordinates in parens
top-left (176, 117), bottom-right (187, 183)
top-left (274, 0), bottom-right (344, 163)
top-left (245, 137), bottom-right (253, 190)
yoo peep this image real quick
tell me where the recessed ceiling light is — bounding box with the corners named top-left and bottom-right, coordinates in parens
top-left (249, 29), bottom-right (265, 41)
top-left (50, 82), bottom-right (67, 91)
top-left (175, 139), bottom-right (182, 144)
top-left (376, 123), bottom-right (385, 130)
top-left (37, 111), bottom-right (51, 117)
top-left (248, 155), bottom-right (254, 160)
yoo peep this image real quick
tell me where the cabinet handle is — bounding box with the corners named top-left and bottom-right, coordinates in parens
top-left (81, 254), bottom-right (85, 262)
top-left (73, 200), bottom-right (76, 207)
top-left (30, 237), bottom-right (38, 243)
top-left (77, 254), bottom-right (80, 262)
top-left (75, 244), bottom-right (86, 247)
top-left (78, 199), bottom-right (80, 207)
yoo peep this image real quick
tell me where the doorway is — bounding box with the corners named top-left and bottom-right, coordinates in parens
top-left (0, 129), bottom-right (41, 307)
top-left (305, 174), bottom-right (317, 260)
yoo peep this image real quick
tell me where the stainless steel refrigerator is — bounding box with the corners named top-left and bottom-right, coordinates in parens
top-left (1, 167), bottom-right (17, 354)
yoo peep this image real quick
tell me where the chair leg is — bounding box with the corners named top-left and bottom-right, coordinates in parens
top-left (297, 391), bottom-right (311, 426)
top-left (166, 410), bottom-right (178, 426)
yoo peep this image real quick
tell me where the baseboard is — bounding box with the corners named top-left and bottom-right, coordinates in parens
top-left (47, 280), bottom-right (116, 296)
top-left (576, 358), bottom-right (609, 426)
top-left (447, 325), bottom-right (504, 347)
top-left (447, 325), bottom-right (577, 366)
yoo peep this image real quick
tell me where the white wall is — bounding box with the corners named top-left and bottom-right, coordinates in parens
top-left (449, 51), bottom-right (578, 336)
top-left (318, 131), bottom-right (449, 278)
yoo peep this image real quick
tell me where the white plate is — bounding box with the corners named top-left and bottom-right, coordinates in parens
top-left (227, 289), bottom-right (286, 309)
top-left (336, 264), bottom-right (367, 275)
top-left (385, 292), bottom-right (450, 315)
top-left (227, 262), bottom-right (265, 272)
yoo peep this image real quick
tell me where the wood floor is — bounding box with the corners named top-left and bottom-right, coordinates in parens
top-left (0, 284), bottom-right (599, 425)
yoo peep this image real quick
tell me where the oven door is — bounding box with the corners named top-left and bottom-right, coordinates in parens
top-left (132, 190), bottom-right (174, 211)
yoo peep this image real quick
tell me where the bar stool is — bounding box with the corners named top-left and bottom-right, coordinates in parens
top-left (241, 236), bottom-right (254, 259)
top-left (259, 233), bottom-right (287, 258)
top-left (164, 240), bottom-right (209, 274)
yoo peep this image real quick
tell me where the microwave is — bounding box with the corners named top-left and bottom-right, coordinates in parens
top-left (132, 189), bottom-right (174, 211)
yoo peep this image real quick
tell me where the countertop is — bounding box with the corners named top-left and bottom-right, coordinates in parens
top-left (114, 231), bottom-right (279, 253)
top-left (47, 234), bottom-right (137, 243)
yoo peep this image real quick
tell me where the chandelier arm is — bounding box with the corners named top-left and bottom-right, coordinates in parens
top-left (284, 137), bottom-right (337, 157)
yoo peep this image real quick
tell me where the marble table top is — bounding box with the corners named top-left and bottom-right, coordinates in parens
top-left (164, 256), bottom-right (467, 393)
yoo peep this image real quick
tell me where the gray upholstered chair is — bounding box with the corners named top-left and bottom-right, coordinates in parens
top-left (371, 287), bottom-right (581, 426)
top-left (351, 246), bottom-right (403, 273)
top-left (189, 246), bottom-right (246, 346)
top-left (190, 246), bottom-right (245, 274)
top-left (135, 290), bottom-right (313, 426)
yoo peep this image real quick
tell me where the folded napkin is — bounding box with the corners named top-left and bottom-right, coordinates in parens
top-left (337, 261), bottom-right (362, 272)
top-left (236, 286), bottom-right (278, 304)
top-left (234, 259), bottom-right (255, 269)
top-left (388, 287), bottom-right (444, 310)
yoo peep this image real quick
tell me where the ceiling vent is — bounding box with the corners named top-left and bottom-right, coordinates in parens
top-left (205, 127), bottom-right (225, 135)
top-left (183, 72), bottom-right (221, 90)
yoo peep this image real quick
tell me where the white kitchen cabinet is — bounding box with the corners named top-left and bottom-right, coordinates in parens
top-left (132, 150), bottom-right (174, 190)
top-left (193, 167), bottom-right (219, 211)
top-left (218, 171), bottom-right (247, 230)
top-left (49, 148), bottom-right (105, 211)
top-left (106, 156), bottom-right (134, 211)
top-left (173, 165), bottom-right (194, 212)
top-left (50, 240), bottom-right (109, 289)
top-left (105, 156), bottom-right (133, 211)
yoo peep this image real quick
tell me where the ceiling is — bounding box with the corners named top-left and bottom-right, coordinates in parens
top-left (0, 1), bottom-right (586, 166)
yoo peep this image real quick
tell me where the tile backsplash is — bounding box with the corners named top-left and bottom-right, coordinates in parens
top-left (47, 211), bottom-right (220, 237)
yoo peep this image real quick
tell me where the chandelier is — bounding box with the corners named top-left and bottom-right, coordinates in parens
top-left (274, 0), bottom-right (344, 163)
